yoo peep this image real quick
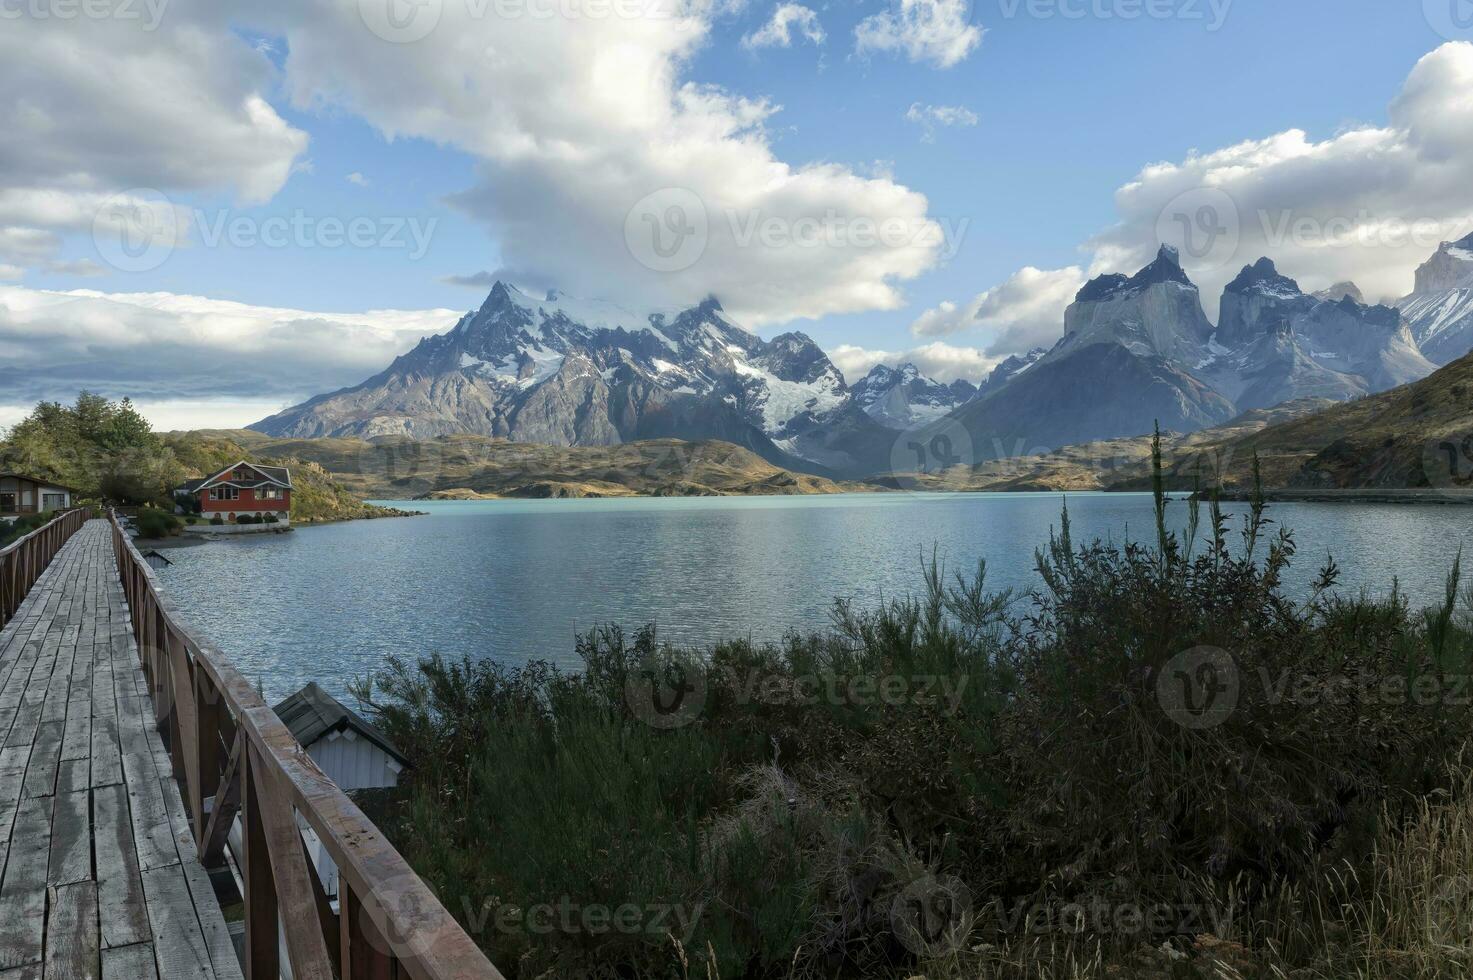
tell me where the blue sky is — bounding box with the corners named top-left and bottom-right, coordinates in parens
top-left (4, 0), bottom-right (1472, 427)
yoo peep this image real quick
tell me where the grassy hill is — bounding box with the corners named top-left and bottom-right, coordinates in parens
top-left (162, 431), bottom-right (420, 522)
top-left (171, 433), bottom-right (863, 499)
top-left (1104, 349), bottom-right (1473, 491)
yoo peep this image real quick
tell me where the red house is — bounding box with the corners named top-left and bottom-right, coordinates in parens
top-left (176, 461), bottom-right (293, 524)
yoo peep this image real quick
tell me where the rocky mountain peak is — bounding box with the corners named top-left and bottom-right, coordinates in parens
top-left (1313, 281), bottom-right (1365, 304)
top-left (1226, 257), bottom-right (1302, 297)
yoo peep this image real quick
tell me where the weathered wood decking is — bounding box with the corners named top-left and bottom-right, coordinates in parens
top-left (0, 520), bottom-right (242, 979)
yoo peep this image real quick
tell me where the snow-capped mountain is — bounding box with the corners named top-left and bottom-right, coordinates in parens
top-left (850, 363), bottom-right (977, 429)
top-left (954, 247), bottom-right (1437, 452)
top-left (252, 283), bottom-right (892, 476)
top-left (1398, 232), bottom-right (1473, 365)
top-left (975, 348), bottom-right (1046, 398)
top-left (1204, 257), bottom-right (1433, 410)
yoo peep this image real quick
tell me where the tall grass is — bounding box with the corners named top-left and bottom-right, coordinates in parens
top-left (354, 449), bottom-right (1473, 979)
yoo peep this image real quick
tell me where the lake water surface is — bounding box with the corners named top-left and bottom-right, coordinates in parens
top-left (154, 493), bottom-right (1473, 704)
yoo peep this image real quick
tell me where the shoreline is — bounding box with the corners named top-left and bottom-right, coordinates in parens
top-left (1194, 488), bottom-right (1473, 505)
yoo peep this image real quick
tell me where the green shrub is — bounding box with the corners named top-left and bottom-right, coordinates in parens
top-left (355, 444), bottom-right (1473, 980)
top-left (209, 516), bottom-right (225, 526)
top-left (235, 513), bottom-right (258, 525)
top-left (134, 507), bottom-right (181, 539)
top-left (0, 513), bottom-right (52, 548)
top-left (262, 513), bottom-right (279, 524)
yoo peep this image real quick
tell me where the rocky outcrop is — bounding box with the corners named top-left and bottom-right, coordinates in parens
top-left (1398, 233), bottom-right (1473, 365)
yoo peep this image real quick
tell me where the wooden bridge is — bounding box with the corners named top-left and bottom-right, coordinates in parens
top-left (0, 513), bottom-right (503, 980)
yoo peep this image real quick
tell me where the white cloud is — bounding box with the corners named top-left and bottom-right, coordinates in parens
top-left (911, 266), bottom-right (1084, 358)
top-left (855, 0), bottom-right (983, 69)
top-left (743, 4), bottom-right (826, 49)
top-left (831, 340), bottom-right (998, 384)
top-left (0, 285), bottom-right (457, 410)
top-left (1088, 42), bottom-right (1473, 314)
top-left (932, 43), bottom-right (1473, 346)
top-left (905, 102), bottom-right (979, 142)
top-left (240, 0), bottom-right (941, 328)
top-left (0, 9), bottom-right (309, 276)
top-left (346, 172), bottom-right (371, 187)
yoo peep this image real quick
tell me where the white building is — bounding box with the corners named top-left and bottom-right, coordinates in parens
top-left (0, 472), bottom-right (75, 520)
top-left (271, 682), bottom-right (407, 899)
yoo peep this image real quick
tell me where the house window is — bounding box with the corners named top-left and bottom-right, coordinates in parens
top-left (209, 487), bottom-right (240, 501)
top-left (41, 493), bottom-right (66, 510)
top-left (233, 469), bottom-right (253, 481)
top-left (261, 488), bottom-right (283, 500)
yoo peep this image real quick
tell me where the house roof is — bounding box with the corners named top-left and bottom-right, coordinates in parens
top-left (272, 682), bottom-right (406, 766)
top-left (195, 460), bottom-right (293, 493)
top-left (0, 472), bottom-right (78, 493)
top-left (174, 478), bottom-right (208, 495)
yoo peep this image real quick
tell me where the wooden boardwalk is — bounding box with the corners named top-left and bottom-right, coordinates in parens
top-left (0, 521), bottom-right (242, 980)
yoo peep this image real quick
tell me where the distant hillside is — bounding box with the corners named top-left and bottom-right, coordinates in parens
top-left (162, 431), bottom-right (420, 521)
top-left (891, 400), bottom-right (1333, 493)
top-left (1105, 349), bottom-right (1473, 491)
top-left (171, 433), bottom-right (862, 499)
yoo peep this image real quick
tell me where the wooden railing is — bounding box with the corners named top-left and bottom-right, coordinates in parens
top-left (1, 508), bottom-right (89, 629)
top-left (108, 511), bottom-right (504, 980)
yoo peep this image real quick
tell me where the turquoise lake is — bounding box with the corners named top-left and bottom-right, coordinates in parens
top-left (153, 493), bottom-right (1473, 704)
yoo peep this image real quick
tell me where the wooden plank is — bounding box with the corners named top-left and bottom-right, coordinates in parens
top-left (139, 864), bottom-right (214, 980)
top-left (54, 758), bottom-right (87, 797)
top-left (93, 783), bottom-right (150, 950)
top-left (101, 944), bottom-right (159, 980)
top-left (0, 796), bottom-right (52, 969)
top-left (44, 880), bottom-right (100, 980)
top-left (47, 789), bottom-right (91, 886)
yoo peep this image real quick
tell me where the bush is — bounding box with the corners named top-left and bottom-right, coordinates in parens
top-left (355, 443), bottom-right (1473, 980)
top-left (235, 513), bottom-right (258, 525)
top-left (134, 507), bottom-right (181, 539)
top-left (209, 516), bottom-right (225, 526)
top-left (0, 513), bottom-right (52, 548)
top-left (262, 513), bottom-right (279, 524)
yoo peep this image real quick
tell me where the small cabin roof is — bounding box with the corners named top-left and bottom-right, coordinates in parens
top-left (196, 461), bottom-right (294, 493)
top-left (0, 472), bottom-right (79, 493)
top-left (272, 682), bottom-right (406, 766)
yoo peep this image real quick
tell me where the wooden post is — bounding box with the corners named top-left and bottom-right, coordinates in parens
top-left (243, 749), bottom-right (280, 980)
top-left (194, 669), bottom-right (221, 838)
